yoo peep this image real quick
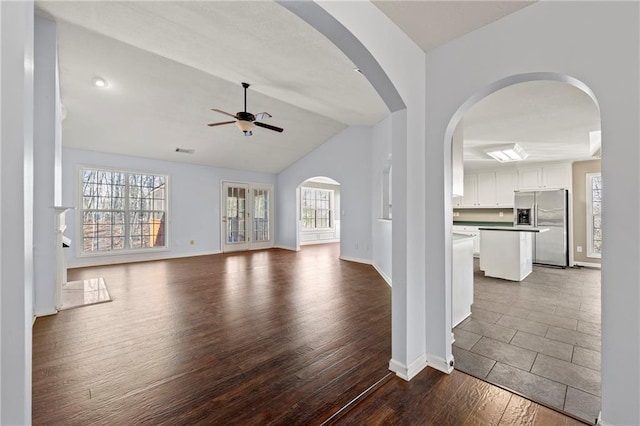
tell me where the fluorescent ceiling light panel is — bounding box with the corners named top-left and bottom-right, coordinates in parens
top-left (485, 143), bottom-right (528, 162)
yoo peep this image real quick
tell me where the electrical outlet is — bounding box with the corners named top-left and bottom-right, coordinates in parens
top-left (190, 240), bottom-right (195, 245)
top-left (499, 211), bottom-right (504, 217)
top-left (577, 246), bottom-right (583, 253)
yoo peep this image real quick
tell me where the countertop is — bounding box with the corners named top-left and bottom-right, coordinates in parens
top-left (452, 233), bottom-right (476, 242)
top-left (478, 226), bottom-right (549, 233)
top-left (453, 221), bottom-right (513, 227)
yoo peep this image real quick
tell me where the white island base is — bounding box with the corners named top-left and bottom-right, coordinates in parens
top-left (480, 228), bottom-right (537, 281)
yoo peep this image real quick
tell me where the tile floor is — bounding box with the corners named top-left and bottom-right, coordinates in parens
top-left (453, 260), bottom-right (601, 423)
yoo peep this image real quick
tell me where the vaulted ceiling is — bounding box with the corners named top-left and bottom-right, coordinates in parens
top-left (36, 1), bottom-right (599, 174)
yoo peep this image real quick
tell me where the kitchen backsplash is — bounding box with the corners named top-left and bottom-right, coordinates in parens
top-left (453, 208), bottom-right (514, 222)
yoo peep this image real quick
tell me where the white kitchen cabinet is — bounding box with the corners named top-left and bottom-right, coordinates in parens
top-left (518, 164), bottom-right (571, 190)
top-left (452, 225), bottom-right (480, 256)
top-left (460, 174), bottom-right (478, 207)
top-left (452, 234), bottom-right (474, 327)
top-left (476, 173), bottom-right (497, 207)
top-left (453, 163), bottom-right (570, 209)
top-left (518, 168), bottom-right (542, 190)
top-left (495, 171), bottom-right (518, 206)
top-left (542, 164), bottom-right (571, 189)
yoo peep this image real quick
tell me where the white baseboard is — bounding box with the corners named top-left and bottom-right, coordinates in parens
top-left (34, 307), bottom-right (58, 318)
top-left (300, 239), bottom-right (340, 246)
top-left (574, 261), bottom-right (601, 269)
top-left (372, 263), bottom-right (392, 287)
top-left (339, 256), bottom-right (372, 265)
top-left (389, 353), bottom-right (427, 381)
top-left (274, 245), bottom-right (299, 252)
top-left (427, 353), bottom-right (454, 374)
top-left (68, 249), bottom-right (222, 268)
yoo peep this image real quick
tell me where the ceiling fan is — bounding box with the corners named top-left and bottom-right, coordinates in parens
top-left (208, 82), bottom-right (284, 136)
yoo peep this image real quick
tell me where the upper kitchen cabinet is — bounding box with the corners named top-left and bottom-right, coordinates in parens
top-left (459, 174), bottom-right (478, 207)
top-left (457, 170), bottom-right (517, 207)
top-left (518, 163), bottom-right (571, 190)
top-left (477, 173), bottom-right (497, 206)
top-left (495, 171), bottom-right (518, 206)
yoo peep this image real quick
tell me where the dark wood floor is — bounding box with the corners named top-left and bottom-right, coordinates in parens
top-left (33, 244), bottom-right (585, 425)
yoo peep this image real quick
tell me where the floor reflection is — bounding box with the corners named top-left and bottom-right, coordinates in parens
top-left (60, 277), bottom-right (112, 310)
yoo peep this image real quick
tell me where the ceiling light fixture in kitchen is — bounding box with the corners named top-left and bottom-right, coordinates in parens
top-left (485, 143), bottom-right (528, 162)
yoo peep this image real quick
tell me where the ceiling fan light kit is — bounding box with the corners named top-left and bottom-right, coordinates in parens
top-left (208, 82), bottom-right (284, 136)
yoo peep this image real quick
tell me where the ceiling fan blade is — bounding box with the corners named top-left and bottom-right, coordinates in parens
top-left (254, 121), bottom-right (284, 133)
top-left (211, 109), bottom-right (237, 119)
top-left (254, 112), bottom-right (272, 121)
top-left (207, 120), bottom-right (235, 127)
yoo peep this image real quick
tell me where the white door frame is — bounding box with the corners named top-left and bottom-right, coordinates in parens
top-left (221, 181), bottom-right (274, 252)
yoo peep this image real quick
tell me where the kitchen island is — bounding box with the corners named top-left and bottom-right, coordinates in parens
top-left (452, 233), bottom-right (474, 327)
top-left (479, 227), bottom-right (549, 281)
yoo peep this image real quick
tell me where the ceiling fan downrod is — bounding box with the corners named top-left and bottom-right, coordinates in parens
top-left (242, 82), bottom-right (250, 113)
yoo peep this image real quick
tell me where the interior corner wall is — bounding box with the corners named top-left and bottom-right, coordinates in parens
top-left (275, 126), bottom-right (373, 262)
top-left (424, 2), bottom-right (639, 423)
top-left (33, 15), bottom-right (60, 316)
top-left (371, 115), bottom-right (392, 283)
top-left (62, 148), bottom-right (275, 267)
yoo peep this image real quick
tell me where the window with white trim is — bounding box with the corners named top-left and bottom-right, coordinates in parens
top-left (301, 188), bottom-right (332, 229)
top-left (80, 168), bottom-right (167, 253)
top-left (586, 172), bottom-right (602, 258)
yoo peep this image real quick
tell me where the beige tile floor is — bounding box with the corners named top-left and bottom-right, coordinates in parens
top-left (453, 260), bottom-right (601, 423)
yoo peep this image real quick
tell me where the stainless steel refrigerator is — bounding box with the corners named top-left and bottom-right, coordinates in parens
top-left (514, 189), bottom-right (569, 267)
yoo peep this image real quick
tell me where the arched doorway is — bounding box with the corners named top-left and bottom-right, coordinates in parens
top-left (447, 74), bottom-right (602, 422)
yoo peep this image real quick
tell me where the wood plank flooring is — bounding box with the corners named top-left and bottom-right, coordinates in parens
top-left (33, 244), bottom-right (585, 425)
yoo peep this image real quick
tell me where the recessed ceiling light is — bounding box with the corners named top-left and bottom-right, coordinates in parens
top-left (485, 143), bottom-right (528, 162)
top-left (92, 77), bottom-right (108, 88)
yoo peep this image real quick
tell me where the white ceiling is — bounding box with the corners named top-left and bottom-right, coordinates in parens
top-left (36, 1), bottom-right (388, 173)
top-left (36, 1), bottom-right (596, 174)
top-left (372, 1), bottom-right (535, 51)
top-left (462, 80), bottom-right (601, 170)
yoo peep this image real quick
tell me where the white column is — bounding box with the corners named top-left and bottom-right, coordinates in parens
top-left (34, 15), bottom-right (61, 316)
top-left (0, 0), bottom-right (35, 423)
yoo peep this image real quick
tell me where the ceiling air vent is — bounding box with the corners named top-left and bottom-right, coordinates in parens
top-left (175, 148), bottom-right (195, 154)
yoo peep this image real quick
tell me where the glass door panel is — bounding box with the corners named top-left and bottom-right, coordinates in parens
top-left (223, 183), bottom-right (249, 251)
top-left (222, 183), bottom-right (273, 252)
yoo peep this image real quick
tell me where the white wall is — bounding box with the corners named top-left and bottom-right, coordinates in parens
top-left (424, 2), bottom-right (639, 424)
top-left (315, 1), bottom-right (431, 379)
top-left (0, 1), bottom-right (34, 423)
top-left (276, 125), bottom-right (372, 262)
top-left (371, 114), bottom-right (392, 284)
top-left (33, 15), bottom-right (62, 316)
top-left (62, 148), bottom-right (275, 267)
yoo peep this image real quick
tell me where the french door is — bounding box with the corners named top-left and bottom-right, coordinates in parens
top-left (222, 182), bottom-right (274, 252)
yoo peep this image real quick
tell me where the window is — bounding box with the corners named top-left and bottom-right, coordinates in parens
top-left (586, 172), bottom-right (602, 258)
top-left (382, 163), bottom-right (392, 219)
top-left (301, 188), bottom-right (332, 229)
top-left (80, 168), bottom-right (167, 253)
